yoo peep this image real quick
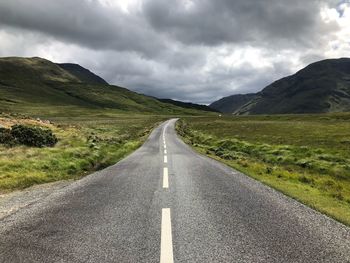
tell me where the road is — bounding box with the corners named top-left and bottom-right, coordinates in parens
top-left (0, 119), bottom-right (350, 262)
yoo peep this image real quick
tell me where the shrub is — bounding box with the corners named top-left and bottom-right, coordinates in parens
top-left (0, 127), bottom-right (16, 146)
top-left (10, 124), bottom-right (58, 147)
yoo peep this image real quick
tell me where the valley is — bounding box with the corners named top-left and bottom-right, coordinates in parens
top-left (2, 1), bottom-right (350, 261)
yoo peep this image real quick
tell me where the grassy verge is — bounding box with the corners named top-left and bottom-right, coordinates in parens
top-left (176, 114), bottom-right (350, 226)
top-left (0, 113), bottom-right (165, 193)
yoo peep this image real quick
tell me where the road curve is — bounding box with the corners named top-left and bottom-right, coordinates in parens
top-left (0, 119), bottom-right (350, 262)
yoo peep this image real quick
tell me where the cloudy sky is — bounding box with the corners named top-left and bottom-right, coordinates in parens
top-left (0, 0), bottom-right (349, 104)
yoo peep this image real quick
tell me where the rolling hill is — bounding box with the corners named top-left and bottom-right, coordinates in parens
top-left (0, 57), bottom-right (214, 117)
top-left (210, 58), bottom-right (350, 114)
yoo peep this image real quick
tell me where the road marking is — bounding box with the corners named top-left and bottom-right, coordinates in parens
top-left (164, 155), bottom-right (167, 163)
top-left (164, 144), bottom-right (167, 149)
top-left (164, 149), bottom-right (167, 154)
top-left (163, 167), bottom-right (169, 188)
top-left (163, 122), bottom-right (168, 136)
top-left (160, 208), bottom-right (174, 263)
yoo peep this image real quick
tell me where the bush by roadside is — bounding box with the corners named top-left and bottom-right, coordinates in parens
top-left (0, 124), bottom-right (58, 147)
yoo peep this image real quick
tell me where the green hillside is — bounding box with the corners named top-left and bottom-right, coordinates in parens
top-left (209, 93), bottom-right (256, 113)
top-left (57, 63), bottom-right (108, 85)
top-left (0, 57), bottom-right (213, 117)
top-left (211, 58), bottom-right (350, 115)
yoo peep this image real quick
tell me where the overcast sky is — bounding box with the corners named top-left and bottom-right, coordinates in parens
top-left (0, 0), bottom-right (349, 104)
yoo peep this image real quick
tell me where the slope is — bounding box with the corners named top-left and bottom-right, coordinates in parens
top-left (0, 57), bottom-right (212, 117)
top-left (57, 63), bottom-right (108, 85)
top-left (209, 93), bottom-right (256, 113)
top-left (210, 58), bottom-right (350, 115)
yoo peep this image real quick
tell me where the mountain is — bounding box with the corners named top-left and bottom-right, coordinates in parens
top-left (158, 98), bottom-right (218, 112)
top-left (209, 93), bottom-right (256, 113)
top-left (0, 57), bottom-right (213, 117)
top-left (57, 63), bottom-right (108, 85)
top-left (211, 58), bottom-right (350, 115)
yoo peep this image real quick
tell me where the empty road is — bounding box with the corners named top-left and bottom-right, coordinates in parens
top-left (0, 119), bottom-right (350, 262)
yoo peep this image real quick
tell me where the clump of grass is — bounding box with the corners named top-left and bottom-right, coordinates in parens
top-left (298, 175), bottom-right (315, 185)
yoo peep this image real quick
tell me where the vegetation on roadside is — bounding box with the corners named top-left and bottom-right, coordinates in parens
top-left (176, 113), bottom-right (350, 226)
top-left (0, 124), bottom-right (58, 147)
top-left (0, 57), bottom-right (216, 193)
top-left (0, 113), bottom-right (165, 193)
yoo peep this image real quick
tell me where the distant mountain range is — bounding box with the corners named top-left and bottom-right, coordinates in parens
top-left (0, 57), bottom-right (214, 116)
top-left (2, 56), bottom-right (349, 116)
top-left (210, 58), bottom-right (350, 114)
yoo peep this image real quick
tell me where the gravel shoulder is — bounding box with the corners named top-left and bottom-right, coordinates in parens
top-left (0, 180), bottom-right (73, 220)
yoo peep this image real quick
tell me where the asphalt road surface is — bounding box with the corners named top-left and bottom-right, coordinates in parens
top-left (1, 119), bottom-right (350, 262)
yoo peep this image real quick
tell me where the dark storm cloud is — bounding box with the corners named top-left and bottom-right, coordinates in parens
top-left (0, 0), bottom-right (343, 104)
top-left (0, 0), bottom-right (337, 53)
top-left (142, 0), bottom-right (337, 47)
top-left (0, 0), bottom-right (166, 58)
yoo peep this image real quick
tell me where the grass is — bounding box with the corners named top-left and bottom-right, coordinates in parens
top-left (176, 113), bottom-right (350, 226)
top-left (0, 113), bottom-right (166, 193)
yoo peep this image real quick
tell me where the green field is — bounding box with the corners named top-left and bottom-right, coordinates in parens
top-left (176, 113), bottom-right (350, 225)
top-left (0, 113), bottom-right (166, 193)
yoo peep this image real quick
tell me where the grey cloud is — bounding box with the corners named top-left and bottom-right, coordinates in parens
top-left (299, 53), bottom-right (328, 65)
top-left (143, 0), bottom-right (338, 48)
top-left (0, 0), bottom-right (337, 54)
top-left (97, 51), bottom-right (293, 104)
top-left (0, 0), bottom-right (166, 58)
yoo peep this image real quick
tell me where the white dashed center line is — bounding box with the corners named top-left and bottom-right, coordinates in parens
top-left (160, 208), bottom-right (174, 263)
top-left (160, 122), bottom-right (173, 262)
top-left (163, 167), bottom-right (169, 188)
